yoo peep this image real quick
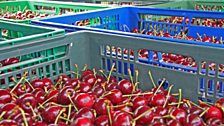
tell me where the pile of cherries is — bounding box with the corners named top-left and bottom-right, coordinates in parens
top-left (0, 10), bottom-right (50, 20)
top-left (195, 5), bottom-right (224, 12)
top-left (0, 64), bottom-right (223, 126)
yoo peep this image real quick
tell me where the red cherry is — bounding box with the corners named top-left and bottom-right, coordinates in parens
top-left (167, 119), bottom-right (182, 126)
top-left (82, 74), bottom-right (96, 86)
top-left (75, 107), bottom-right (95, 123)
top-left (70, 117), bottom-right (93, 126)
top-left (185, 114), bottom-right (205, 126)
top-left (0, 89), bottom-right (12, 107)
top-left (132, 96), bottom-right (147, 110)
top-left (14, 113), bottom-right (33, 126)
top-left (112, 112), bottom-right (133, 126)
top-left (133, 105), bottom-right (154, 125)
top-left (106, 82), bottom-right (118, 91)
top-left (93, 98), bottom-right (113, 115)
top-left (106, 89), bottom-right (123, 105)
top-left (132, 28), bottom-right (139, 33)
top-left (153, 106), bottom-right (168, 116)
top-left (15, 83), bottom-right (32, 96)
top-left (149, 94), bottom-right (166, 107)
top-left (42, 106), bottom-right (62, 123)
top-left (34, 121), bottom-right (48, 126)
top-left (45, 89), bottom-right (59, 103)
top-left (0, 120), bottom-right (18, 126)
top-left (64, 78), bottom-right (79, 88)
top-left (73, 93), bottom-right (94, 109)
top-left (0, 103), bottom-right (21, 119)
top-left (31, 79), bottom-right (44, 89)
top-left (170, 108), bottom-right (187, 124)
top-left (57, 86), bottom-right (76, 105)
top-left (206, 117), bottom-right (223, 126)
top-left (42, 78), bottom-right (53, 89)
top-left (95, 75), bottom-right (106, 84)
top-left (94, 115), bottom-right (109, 126)
top-left (17, 93), bottom-right (37, 114)
top-left (32, 88), bottom-right (45, 104)
top-left (205, 106), bottom-right (222, 120)
top-left (55, 74), bottom-right (70, 84)
top-left (81, 69), bottom-right (93, 79)
top-left (79, 82), bottom-right (92, 93)
top-left (118, 79), bottom-right (133, 94)
top-left (3, 57), bottom-right (19, 66)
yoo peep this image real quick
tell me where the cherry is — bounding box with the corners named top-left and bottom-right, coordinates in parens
top-left (32, 88), bottom-right (45, 104)
top-left (3, 57), bottom-right (19, 66)
top-left (34, 121), bottom-right (48, 126)
top-left (106, 82), bottom-right (118, 91)
top-left (42, 78), bottom-right (53, 89)
top-left (14, 113), bottom-right (33, 126)
top-left (31, 79), bottom-right (44, 89)
top-left (188, 106), bottom-right (203, 115)
top-left (57, 86), bottom-right (76, 105)
top-left (149, 94), bottom-right (166, 107)
top-left (114, 103), bottom-right (133, 114)
top-left (112, 112), bottom-right (133, 126)
top-left (55, 74), bottom-right (70, 84)
top-left (15, 83), bottom-right (32, 96)
top-left (170, 108), bottom-right (187, 124)
top-left (185, 114), bottom-right (205, 126)
top-left (75, 107), bottom-right (95, 123)
top-left (45, 89), bottom-right (59, 103)
top-left (0, 89), bottom-right (12, 107)
top-left (0, 103), bottom-right (21, 119)
top-left (82, 74), bottom-right (96, 86)
top-left (42, 106), bottom-right (62, 123)
top-left (205, 106), bottom-right (222, 120)
top-left (17, 93), bottom-right (37, 114)
top-left (132, 96), bottom-right (147, 110)
top-left (167, 120), bottom-right (182, 126)
top-left (96, 75), bottom-right (106, 84)
top-left (133, 105), bottom-right (154, 125)
top-left (109, 76), bottom-right (117, 83)
top-left (206, 117), bottom-right (222, 126)
top-left (132, 28), bottom-right (139, 33)
top-left (92, 85), bottom-right (104, 97)
top-left (48, 122), bottom-right (67, 126)
top-left (93, 98), bottom-right (113, 115)
top-left (81, 69), bottom-right (93, 79)
top-left (153, 106), bottom-right (168, 116)
top-left (0, 120), bottom-right (18, 126)
top-left (64, 78), bottom-right (79, 88)
top-left (106, 89), bottom-right (123, 105)
top-left (73, 93), bottom-right (94, 109)
top-left (79, 82), bottom-right (92, 93)
top-left (118, 79), bottom-right (133, 94)
top-left (94, 115), bottom-right (109, 126)
top-left (70, 117), bottom-right (93, 126)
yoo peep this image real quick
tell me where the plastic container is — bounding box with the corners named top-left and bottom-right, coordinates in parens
top-left (150, 0), bottom-right (224, 12)
top-left (0, 0), bottom-right (109, 24)
top-left (0, 31), bottom-right (223, 103)
top-left (0, 20), bottom-right (64, 49)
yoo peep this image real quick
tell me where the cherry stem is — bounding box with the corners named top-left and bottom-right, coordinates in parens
top-left (55, 108), bottom-right (65, 124)
top-left (135, 70), bottom-right (139, 84)
top-left (100, 91), bottom-right (112, 98)
top-left (148, 70), bottom-right (156, 88)
top-left (82, 64), bottom-right (88, 71)
top-left (109, 102), bottom-right (132, 108)
top-left (54, 76), bottom-right (62, 89)
top-left (128, 69), bottom-right (134, 88)
top-left (154, 78), bottom-right (165, 95)
top-left (197, 33), bottom-right (202, 41)
top-left (18, 107), bottom-right (28, 126)
top-left (27, 103), bottom-right (37, 117)
top-left (70, 71), bottom-right (81, 78)
top-left (122, 92), bottom-right (153, 97)
top-left (67, 94), bottom-right (78, 112)
top-left (44, 87), bottom-right (48, 94)
top-left (74, 64), bottom-right (79, 79)
top-left (24, 78), bottom-right (34, 90)
top-left (99, 70), bottom-right (107, 79)
top-left (59, 116), bottom-right (71, 122)
top-left (22, 6), bottom-right (27, 13)
top-left (168, 101), bottom-right (184, 106)
top-left (38, 95), bottom-right (56, 109)
top-left (163, 85), bottom-right (174, 108)
top-left (66, 104), bottom-right (72, 125)
top-left (133, 107), bottom-right (155, 122)
top-left (105, 101), bottom-right (112, 126)
top-left (177, 89), bottom-right (182, 108)
top-left (92, 80), bottom-right (98, 89)
top-left (106, 63), bottom-right (115, 84)
top-left (198, 100), bottom-right (212, 107)
top-left (183, 99), bottom-right (203, 110)
top-left (49, 102), bottom-right (70, 108)
top-left (220, 37), bottom-right (223, 44)
top-left (199, 107), bottom-right (209, 117)
top-left (162, 115), bottom-right (176, 120)
top-left (93, 68), bottom-right (97, 77)
top-left (10, 72), bottom-right (28, 94)
top-left (0, 111), bottom-right (6, 120)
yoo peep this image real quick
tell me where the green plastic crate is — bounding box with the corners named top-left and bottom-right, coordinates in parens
top-left (0, 31), bottom-right (223, 103)
top-left (0, 20), bottom-right (64, 48)
top-left (0, 0), bottom-right (109, 24)
top-left (150, 0), bottom-right (224, 12)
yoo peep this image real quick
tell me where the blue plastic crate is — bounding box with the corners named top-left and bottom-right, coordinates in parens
top-left (32, 6), bottom-right (224, 77)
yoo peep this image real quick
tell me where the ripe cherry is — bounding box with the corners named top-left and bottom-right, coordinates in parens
top-left (73, 93), bottom-right (94, 109)
top-left (149, 94), bottom-right (166, 107)
top-left (205, 106), bottom-right (222, 120)
top-left (112, 112), bottom-right (133, 126)
top-left (170, 108), bottom-right (187, 124)
top-left (32, 88), bottom-right (45, 104)
top-left (64, 78), bottom-right (79, 88)
top-left (94, 115), bottom-right (109, 126)
top-left (106, 82), bottom-right (118, 91)
top-left (0, 89), bottom-right (12, 107)
top-left (14, 113), bottom-right (33, 126)
top-left (15, 83), bottom-right (32, 96)
top-left (106, 89), bottom-right (123, 105)
top-left (132, 96), bottom-right (147, 110)
top-left (92, 85), bottom-right (104, 97)
top-left (57, 86), bottom-right (76, 105)
top-left (79, 82), bottom-right (92, 93)
top-left (206, 117), bottom-right (223, 126)
top-left (118, 79), bottom-right (133, 94)
top-left (0, 120), bottom-right (18, 126)
top-left (93, 98), bottom-right (113, 115)
top-left (70, 117), bottom-right (93, 126)
top-left (17, 93), bottom-right (37, 114)
top-left (31, 79), bottom-right (44, 89)
top-left (75, 107), bottom-right (95, 123)
top-left (133, 105), bottom-right (154, 125)
top-left (185, 114), bottom-right (205, 126)
top-left (0, 103), bottom-right (21, 119)
top-left (82, 74), bottom-right (96, 86)
top-left (42, 106), bottom-right (62, 123)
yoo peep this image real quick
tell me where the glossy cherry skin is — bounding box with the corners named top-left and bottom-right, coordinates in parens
top-left (167, 120), bottom-right (182, 126)
top-left (206, 117), bottom-right (223, 126)
top-left (96, 75), bottom-right (106, 84)
top-left (45, 89), bottom-right (59, 103)
top-left (82, 74), bottom-right (96, 86)
top-left (17, 93), bottom-right (37, 114)
top-left (3, 57), bottom-right (19, 66)
top-left (132, 96), bottom-right (147, 110)
top-left (92, 85), bottom-right (104, 97)
top-left (55, 74), bottom-right (70, 84)
top-left (34, 121), bottom-right (48, 126)
top-left (149, 94), bottom-right (166, 107)
top-left (73, 93), bottom-right (94, 109)
top-left (0, 103), bottom-right (21, 119)
top-left (70, 117), bottom-right (93, 126)
top-left (106, 82), bottom-right (118, 91)
top-left (81, 69), bottom-right (93, 80)
top-left (118, 79), bottom-right (133, 94)
top-left (14, 113), bottom-right (33, 126)
top-left (133, 105), bottom-right (154, 125)
top-left (64, 78), bottom-right (79, 88)
top-left (15, 83), bottom-right (32, 96)
top-left (185, 114), bottom-right (205, 126)
top-left (106, 89), bottom-right (123, 105)
top-left (31, 79), bottom-right (45, 89)
top-left (79, 82), bottom-right (92, 93)
top-left (42, 106), bottom-right (62, 123)
top-left (205, 106), bottom-right (223, 120)
top-left (75, 107), bottom-right (95, 123)
top-left (57, 86), bottom-right (76, 105)
top-left (112, 112), bottom-right (133, 126)
top-left (170, 108), bottom-right (187, 125)
top-left (0, 89), bottom-right (12, 107)
top-left (93, 98), bottom-right (113, 115)
top-left (94, 115), bottom-right (109, 126)
top-left (153, 106), bottom-right (168, 116)
top-left (42, 78), bottom-right (53, 90)
top-left (0, 120), bottom-right (18, 126)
